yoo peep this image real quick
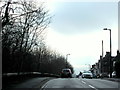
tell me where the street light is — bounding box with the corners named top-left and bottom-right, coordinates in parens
top-left (103, 28), bottom-right (112, 78)
top-left (66, 54), bottom-right (70, 68)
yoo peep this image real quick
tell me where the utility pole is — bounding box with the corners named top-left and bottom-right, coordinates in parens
top-left (100, 40), bottom-right (104, 74)
top-left (102, 40), bottom-right (104, 57)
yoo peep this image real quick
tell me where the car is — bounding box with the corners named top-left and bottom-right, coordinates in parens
top-left (112, 71), bottom-right (116, 78)
top-left (108, 71), bottom-right (116, 78)
top-left (82, 71), bottom-right (93, 79)
top-left (61, 68), bottom-right (72, 78)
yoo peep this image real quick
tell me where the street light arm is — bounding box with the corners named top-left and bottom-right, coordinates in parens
top-left (103, 28), bottom-right (108, 30)
top-left (67, 54), bottom-right (70, 56)
top-left (103, 28), bottom-right (111, 31)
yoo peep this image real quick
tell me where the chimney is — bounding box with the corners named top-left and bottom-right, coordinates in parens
top-left (117, 50), bottom-right (119, 55)
top-left (106, 52), bottom-right (110, 56)
top-left (100, 55), bottom-right (102, 60)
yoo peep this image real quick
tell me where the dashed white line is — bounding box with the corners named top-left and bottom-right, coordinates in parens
top-left (82, 81), bottom-right (86, 84)
top-left (88, 85), bottom-right (98, 90)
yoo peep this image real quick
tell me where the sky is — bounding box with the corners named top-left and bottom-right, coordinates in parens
top-left (1, 0), bottom-right (118, 74)
top-left (43, 0), bottom-right (119, 74)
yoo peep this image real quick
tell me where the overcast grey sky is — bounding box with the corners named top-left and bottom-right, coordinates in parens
top-left (44, 0), bottom-right (118, 74)
top-left (50, 2), bottom-right (117, 34)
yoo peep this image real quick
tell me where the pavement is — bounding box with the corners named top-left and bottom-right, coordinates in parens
top-left (4, 77), bottom-right (54, 90)
top-left (102, 78), bottom-right (120, 82)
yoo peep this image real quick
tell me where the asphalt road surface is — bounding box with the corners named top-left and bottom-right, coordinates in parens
top-left (41, 78), bottom-right (120, 90)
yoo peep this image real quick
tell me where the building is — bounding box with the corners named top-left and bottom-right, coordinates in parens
top-left (101, 52), bottom-right (110, 74)
top-left (92, 51), bottom-right (115, 77)
top-left (112, 50), bottom-right (120, 72)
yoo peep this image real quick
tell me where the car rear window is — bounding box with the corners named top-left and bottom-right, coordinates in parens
top-left (83, 71), bottom-right (91, 73)
top-left (63, 70), bottom-right (70, 72)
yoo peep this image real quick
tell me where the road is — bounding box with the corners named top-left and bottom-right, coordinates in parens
top-left (41, 78), bottom-right (120, 90)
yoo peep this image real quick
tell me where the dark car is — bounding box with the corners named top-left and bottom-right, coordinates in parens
top-left (61, 68), bottom-right (72, 78)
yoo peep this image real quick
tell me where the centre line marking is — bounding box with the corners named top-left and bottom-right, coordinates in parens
top-left (88, 85), bottom-right (98, 90)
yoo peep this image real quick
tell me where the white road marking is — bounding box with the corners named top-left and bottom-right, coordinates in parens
top-left (88, 85), bottom-right (98, 90)
top-left (41, 82), bottom-right (48, 89)
top-left (82, 81), bottom-right (86, 84)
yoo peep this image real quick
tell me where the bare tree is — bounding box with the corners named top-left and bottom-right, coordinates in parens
top-left (2, 0), bottom-right (51, 74)
top-left (2, 0), bottom-right (74, 75)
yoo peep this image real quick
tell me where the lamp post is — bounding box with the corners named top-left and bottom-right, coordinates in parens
top-left (66, 54), bottom-right (70, 68)
top-left (103, 28), bottom-right (112, 78)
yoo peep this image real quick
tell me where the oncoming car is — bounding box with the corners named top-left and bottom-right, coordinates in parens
top-left (82, 71), bottom-right (93, 79)
top-left (61, 68), bottom-right (72, 78)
